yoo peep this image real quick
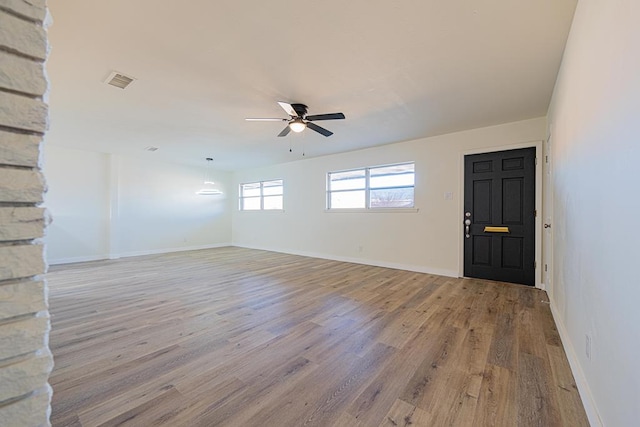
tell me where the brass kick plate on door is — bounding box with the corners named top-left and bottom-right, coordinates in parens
top-left (484, 226), bottom-right (510, 233)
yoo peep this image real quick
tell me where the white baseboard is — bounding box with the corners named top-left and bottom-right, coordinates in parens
top-left (114, 242), bottom-right (232, 259)
top-left (232, 243), bottom-right (459, 278)
top-left (48, 243), bottom-right (457, 278)
top-left (47, 243), bottom-right (232, 265)
top-left (549, 300), bottom-right (603, 427)
top-left (47, 254), bottom-right (110, 266)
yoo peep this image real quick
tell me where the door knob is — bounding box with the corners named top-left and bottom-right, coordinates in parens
top-left (544, 223), bottom-right (551, 229)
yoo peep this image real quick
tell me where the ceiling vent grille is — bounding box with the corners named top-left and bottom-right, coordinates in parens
top-left (104, 71), bottom-right (135, 89)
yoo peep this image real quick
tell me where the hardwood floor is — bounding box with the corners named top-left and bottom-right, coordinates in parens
top-left (47, 247), bottom-right (589, 426)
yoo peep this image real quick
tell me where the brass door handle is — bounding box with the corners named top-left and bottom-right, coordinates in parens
top-left (484, 226), bottom-right (510, 233)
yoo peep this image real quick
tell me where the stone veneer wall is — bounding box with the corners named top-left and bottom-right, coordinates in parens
top-left (0, 0), bottom-right (53, 426)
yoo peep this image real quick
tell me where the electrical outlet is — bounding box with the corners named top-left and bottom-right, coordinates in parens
top-left (585, 334), bottom-right (592, 360)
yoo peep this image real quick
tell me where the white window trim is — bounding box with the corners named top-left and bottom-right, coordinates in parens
top-left (239, 208), bottom-right (285, 213)
top-left (326, 162), bottom-right (416, 211)
top-left (239, 179), bottom-right (284, 211)
top-left (324, 207), bottom-right (419, 213)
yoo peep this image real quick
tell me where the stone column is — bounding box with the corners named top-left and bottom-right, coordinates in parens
top-left (0, 0), bottom-right (54, 425)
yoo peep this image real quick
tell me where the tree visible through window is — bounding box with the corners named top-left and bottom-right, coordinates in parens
top-left (327, 163), bottom-right (415, 209)
top-left (239, 179), bottom-right (283, 210)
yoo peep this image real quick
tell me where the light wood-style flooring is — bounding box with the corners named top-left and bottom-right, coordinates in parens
top-left (47, 247), bottom-right (589, 426)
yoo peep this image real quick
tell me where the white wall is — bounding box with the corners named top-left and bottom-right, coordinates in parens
top-left (117, 155), bottom-right (231, 256)
top-left (44, 145), bottom-right (232, 264)
top-left (547, 0), bottom-right (640, 425)
top-left (232, 118), bottom-right (546, 277)
top-left (44, 146), bottom-right (110, 262)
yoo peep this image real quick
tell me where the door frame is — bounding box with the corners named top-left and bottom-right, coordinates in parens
top-left (457, 140), bottom-right (544, 289)
top-left (543, 132), bottom-right (553, 291)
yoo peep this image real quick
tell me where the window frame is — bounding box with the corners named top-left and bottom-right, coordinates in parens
top-left (239, 179), bottom-right (284, 211)
top-left (326, 162), bottom-right (416, 211)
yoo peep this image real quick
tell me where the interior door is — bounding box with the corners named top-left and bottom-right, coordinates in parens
top-left (463, 147), bottom-right (536, 286)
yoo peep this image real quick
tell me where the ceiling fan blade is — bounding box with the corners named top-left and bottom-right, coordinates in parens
top-left (245, 118), bottom-right (287, 121)
top-left (291, 103), bottom-right (308, 117)
top-left (278, 102), bottom-right (297, 117)
top-left (305, 112), bottom-right (345, 121)
top-left (307, 122), bottom-right (333, 137)
top-left (277, 125), bottom-right (291, 137)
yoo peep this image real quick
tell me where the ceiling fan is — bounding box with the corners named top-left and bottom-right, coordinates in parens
top-left (246, 102), bottom-right (345, 137)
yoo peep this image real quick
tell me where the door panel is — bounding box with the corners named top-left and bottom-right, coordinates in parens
top-left (502, 236), bottom-right (524, 269)
top-left (502, 178), bottom-right (523, 224)
top-left (473, 180), bottom-right (492, 223)
top-left (464, 148), bottom-right (536, 286)
top-left (472, 236), bottom-right (492, 265)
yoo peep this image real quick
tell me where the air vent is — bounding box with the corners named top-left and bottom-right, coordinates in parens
top-left (104, 71), bottom-right (136, 89)
top-left (144, 146), bottom-right (159, 152)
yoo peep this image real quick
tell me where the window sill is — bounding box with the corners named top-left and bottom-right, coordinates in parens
top-left (324, 208), bottom-right (419, 213)
top-left (238, 209), bottom-right (285, 213)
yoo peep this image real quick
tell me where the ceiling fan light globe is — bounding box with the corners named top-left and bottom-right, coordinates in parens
top-left (289, 121), bottom-right (306, 133)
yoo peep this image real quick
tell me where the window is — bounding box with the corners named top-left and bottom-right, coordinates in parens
top-left (239, 179), bottom-right (283, 210)
top-left (327, 162), bottom-right (415, 210)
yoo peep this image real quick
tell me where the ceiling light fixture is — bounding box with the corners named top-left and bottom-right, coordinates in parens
top-left (289, 119), bottom-right (306, 133)
top-left (197, 158), bottom-right (223, 195)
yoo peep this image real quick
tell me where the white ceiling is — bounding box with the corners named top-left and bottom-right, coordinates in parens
top-left (46, 0), bottom-right (577, 171)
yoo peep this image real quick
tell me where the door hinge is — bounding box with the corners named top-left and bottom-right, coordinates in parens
top-left (535, 157), bottom-right (538, 166)
top-left (535, 209), bottom-right (537, 217)
top-left (534, 261), bottom-right (537, 269)
top-left (545, 264), bottom-right (548, 272)
top-left (545, 155), bottom-right (549, 164)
